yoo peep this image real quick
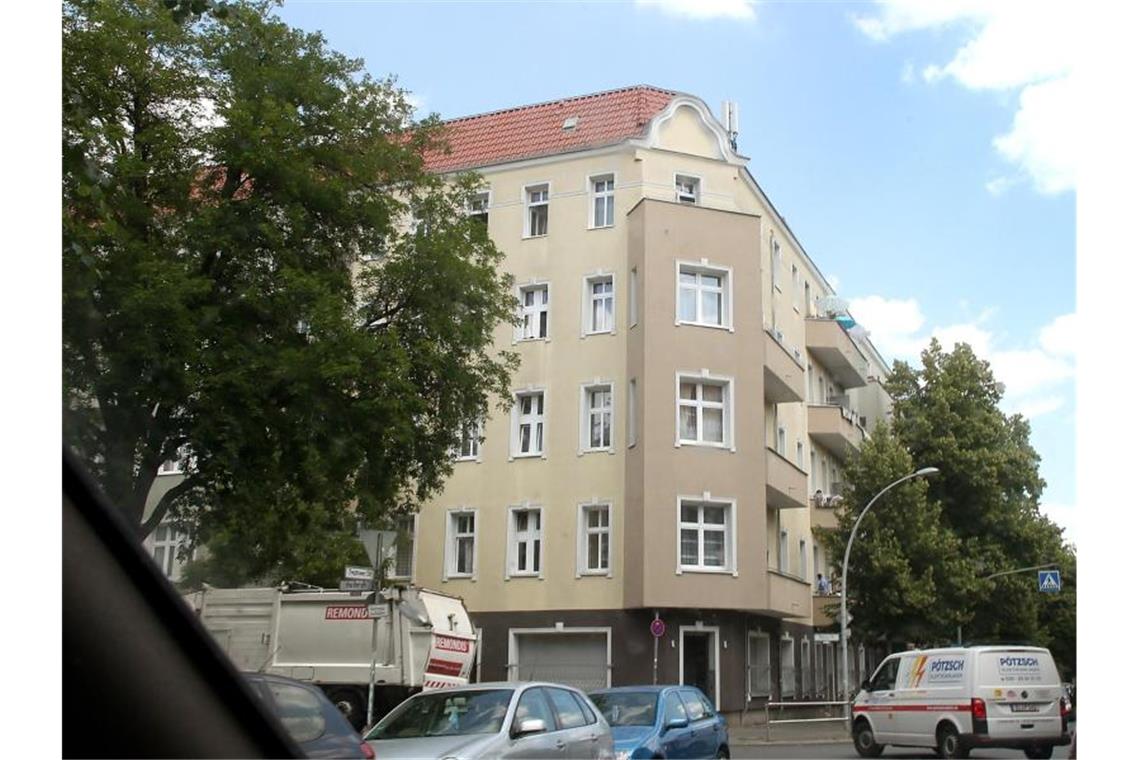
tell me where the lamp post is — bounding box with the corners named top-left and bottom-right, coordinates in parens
top-left (840, 466), bottom-right (938, 724)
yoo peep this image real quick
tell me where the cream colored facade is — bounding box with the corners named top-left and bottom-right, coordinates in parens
top-left (396, 92), bottom-right (893, 706)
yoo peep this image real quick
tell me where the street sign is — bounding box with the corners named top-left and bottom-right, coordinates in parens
top-left (367, 605), bottom-right (386, 618)
top-left (650, 617), bottom-right (666, 638)
top-left (344, 565), bottom-right (375, 581)
top-left (1038, 570), bottom-right (1061, 593)
top-left (339, 578), bottom-right (373, 592)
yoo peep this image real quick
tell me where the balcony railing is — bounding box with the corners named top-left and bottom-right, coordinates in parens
top-left (807, 404), bottom-right (866, 460)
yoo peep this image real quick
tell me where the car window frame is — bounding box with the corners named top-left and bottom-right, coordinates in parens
top-left (543, 686), bottom-right (590, 731)
top-left (511, 685), bottom-right (558, 737)
top-left (662, 690), bottom-right (689, 726)
top-left (679, 689), bottom-right (710, 721)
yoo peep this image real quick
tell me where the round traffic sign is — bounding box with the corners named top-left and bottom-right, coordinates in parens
top-left (650, 617), bottom-right (666, 638)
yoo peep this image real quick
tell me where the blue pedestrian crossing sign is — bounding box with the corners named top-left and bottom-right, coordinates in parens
top-left (1038, 570), bottom-right (1061, 593)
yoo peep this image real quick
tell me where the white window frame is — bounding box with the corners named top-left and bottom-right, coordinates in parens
top-left (523, 182), bottom-right (550, 238)
top-left (510, 389), bottom-right (546, 460)
top-left (149, 520), bottom-right (191, 580)
top-left (678, 625), bottom-right (721, 710)
top-left (579, 381), bottom-right (615, 454)
top-left (780, 635), bottom-right (795, 697)
top-left (799, 538), bottom-right (808, 580)
top-left (158, 444), bottom-right (194, 476)
top-left (390, 514), bottom-right (418, 581)
top-left (629, 266), bottom-right (638, 327)
top-left (748, 631), bottom-right (772, 699)
top-left (778, 527), bottom-right (789, 573)
top-left (676, 494), bottom-right (738, 576)
top-left (467, 189), bottom-right (491, 225)
top-left (796, 440), bottom-right (805, 469)
top-left (581, 272), bottom-right (615, 336)
top-left (776, 425), bottom-right (787, 456)
top-left (587, 172), bottom-right (616, 229)
top-left (627, 378), bottom-right (637, 448)
top-left (674, 172), bottom-right (701, 204)
top-left (800, 637), bottom-right (811, 697)
top-left (516, 282), bottom-right (550, 342)
top-left (456, 421), bottom-right (482, 462)
top-left (676, 259), bottom-right (733, 332)
top-left (771, 238), bottom-right (782, 292)
top-left (791, 264), bottom-right (801, 312)
top-left (576, 501), bottom-right (613, 577)
top-left (675, 371), bottom-right (735, 451)
top-left (506, 504), bottom-right (543, 578)
top-left (444, 509), bottom-right (477, 581)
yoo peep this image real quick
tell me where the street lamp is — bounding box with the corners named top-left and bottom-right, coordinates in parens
top-left (840, 466), bottom-right (938, 723)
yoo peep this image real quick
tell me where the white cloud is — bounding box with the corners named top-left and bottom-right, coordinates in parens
top-left (635, 0), bottom-right (756, 22)
top-left (850, 296), bottom-right (1075, 419)
top-left (852, 1), bottom-right (1074, 195)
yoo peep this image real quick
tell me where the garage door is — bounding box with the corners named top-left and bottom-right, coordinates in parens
top-left (512, 631), bottom-right (610, 690)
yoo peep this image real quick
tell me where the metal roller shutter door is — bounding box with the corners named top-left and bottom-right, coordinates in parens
top-left (513, 632), bottom-right (609, 690)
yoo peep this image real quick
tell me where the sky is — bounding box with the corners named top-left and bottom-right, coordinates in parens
top-left (274, 0), bottom-right (1077, 544)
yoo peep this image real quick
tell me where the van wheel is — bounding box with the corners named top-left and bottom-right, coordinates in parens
top-left (936, 724), bottom-right (968, 759)
top-left (853, 721), bottom-right (883, 758)
top-left (1024, 747), bottom-right (1053, 759)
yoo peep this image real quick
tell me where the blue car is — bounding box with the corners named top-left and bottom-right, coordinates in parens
top-left (588, 685), bottom-right (729, 759)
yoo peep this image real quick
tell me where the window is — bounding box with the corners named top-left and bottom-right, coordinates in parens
top-left (508, 507), bottom-right (542, 576)
top-left (799, 539), bottom-right (808, 580)
top-left (447, 511), bottom-right (476, 578)
top-left (514, 688), bottom-right (556, 734)
top-left (748, 632), bottom-right (771, 697)
top-left (546, 687), bottom-right (588, 729)
top-left (513, 391), bottom-right (545, 457)
top-left (518, 284), bottom-right (549, 340)
top-left (627, 378), bottom-right (637, 448)
top-left (791, 264), bottom-right (800, 310)
top-left (468, 190), bottom-right (490, 226)
top-left (525, 183), bottom-right (549, 237)
top-left (680, 689), bottom-right (711, 720)
top-left (815, 642), bottom-right (826, 693)
top-left (771, 239), bottom-right (782, 292)
top-left (800, 638), bottom-right (811, 697)
top-left (589, 174), bottom-right (615, 228)
top-left (776, 425), bottom-right (787, 456)
top-left (457, 422), bottom-right (481, 461)
top-left (267, 680), bottom-right (327, 744)
top-left (392, 515), bottom-right (416, 579)
top-left (584, 274), bottom-right (614, 334)
top-left (796, 440), bottom-right (805, 468)
top-left (869, 657), bottom-right (900, 692)
top-left (150, 521), bottom-right (190, 579)
top-left (677, 264), bottom-right (729, 328)
top-left (804, 281), bottom-right (812, 316)
top-left (579, 503), bottom-right (611, 575)
top-left (675, 174), bottom-right (700, 204)
top-left (629, 267), bottom-right (638, 327)
top-left (581, 384), bottom-right (613, 452)
top-left (158, 444), bottom-right (194, 475)
top-left (778, 527), bottom-right (789, 573)
top-left (780, 637), bottom-right (795, 697)
top-left (677, 376), bottom-right (732, 447)
top-left (679, 499), bottom-right (733, 571)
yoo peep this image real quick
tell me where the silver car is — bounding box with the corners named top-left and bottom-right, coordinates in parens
top-left (364, 681), bottom-right (615, 759)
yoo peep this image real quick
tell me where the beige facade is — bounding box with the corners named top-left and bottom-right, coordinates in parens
top-left (400, 91), bottom-right (893, 706)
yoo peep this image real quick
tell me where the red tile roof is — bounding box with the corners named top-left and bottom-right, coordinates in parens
top-left (422, 85), bottom-right (678, 173)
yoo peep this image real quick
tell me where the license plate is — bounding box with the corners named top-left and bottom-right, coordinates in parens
top-left (1010, 704), bottom-right (1038, 712)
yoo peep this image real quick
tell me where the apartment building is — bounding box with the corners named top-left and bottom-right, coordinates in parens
top-left (390, 85), bottom-right (895, 712)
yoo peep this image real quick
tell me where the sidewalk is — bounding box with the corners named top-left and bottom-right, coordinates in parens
top-left (730, 717), bottom-right (850, 746)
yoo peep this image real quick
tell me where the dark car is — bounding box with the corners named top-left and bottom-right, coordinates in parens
top-left (589, 685), bottom-right (730, 760)
top-left (244, 673), bottom-right (374, 759)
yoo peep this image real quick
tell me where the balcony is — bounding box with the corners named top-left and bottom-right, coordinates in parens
top-left (761, 570), bottom-right (812, 620)
top-left (764, 329), bottom-right (805, 403)
top-left (805, 319), bottom-right (868, 389)
top-left (808, 404), bottom-right (866, 461)
top-left (812, 594), bottom-right (841, 627)
top-left (811, 494), bottom-right (841, 530)
top-left (766, 448), bottom-right (809, 509)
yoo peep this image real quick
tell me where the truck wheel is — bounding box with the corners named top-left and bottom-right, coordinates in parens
top-left (326, 688), bottom-right (366, 731)
top-left (936, 724), bottom-right (968, 759)
top-left (853, 721), bottom-right (883, 758)
top-left (1024, 747), bottom-right (1053, 759)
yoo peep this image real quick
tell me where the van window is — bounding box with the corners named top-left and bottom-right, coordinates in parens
top-left (868, 657), bottom-right (900, 692)
top-left (977, 651), bottom-right (1059, 686)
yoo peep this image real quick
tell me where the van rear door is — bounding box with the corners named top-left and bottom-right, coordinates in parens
top-left (975, 649), bottom-right (1064, 742)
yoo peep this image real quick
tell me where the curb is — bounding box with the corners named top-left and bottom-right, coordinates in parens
top-left (732, 738), bottom-right (849, 746)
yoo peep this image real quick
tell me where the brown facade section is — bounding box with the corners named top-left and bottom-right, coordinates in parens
top-left (469, 607), bottom-right (817, 713)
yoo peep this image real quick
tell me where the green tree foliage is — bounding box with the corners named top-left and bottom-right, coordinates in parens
top-left (824, 340), bottom-right (1076, 676)
top-left (62, 0), bottom-right (518, 583)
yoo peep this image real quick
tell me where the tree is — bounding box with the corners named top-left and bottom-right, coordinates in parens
top-left (825, 340), bottom-right (1076, 676)
top-left (62, 0), bottom-right (518, 583)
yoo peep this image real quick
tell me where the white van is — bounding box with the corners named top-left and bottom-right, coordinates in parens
top-left (851, 646), bottom-right (1072, 759)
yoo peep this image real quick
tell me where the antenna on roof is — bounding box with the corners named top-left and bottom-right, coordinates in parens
top-left (721, 101), bottom-right (739, 151)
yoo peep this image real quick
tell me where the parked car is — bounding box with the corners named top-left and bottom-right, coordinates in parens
top-left (588, 685), bottom-right (730, 760)
top-left (244, 673), bottom-right (374, 759)
top-left (1062, 682), bottom-right (1076, 722)
top-left (363, 681), bottom-right (615, 759)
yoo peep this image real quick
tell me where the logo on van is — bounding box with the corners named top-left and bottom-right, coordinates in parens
top-left (999, 656), bottom-right (1039, 668)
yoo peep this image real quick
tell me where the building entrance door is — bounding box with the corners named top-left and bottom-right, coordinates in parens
top-left (680, 629), bottom-right (718, 706)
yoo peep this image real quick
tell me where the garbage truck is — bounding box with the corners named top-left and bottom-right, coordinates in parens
top-left (186, 584), bottom-right (477, 729)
